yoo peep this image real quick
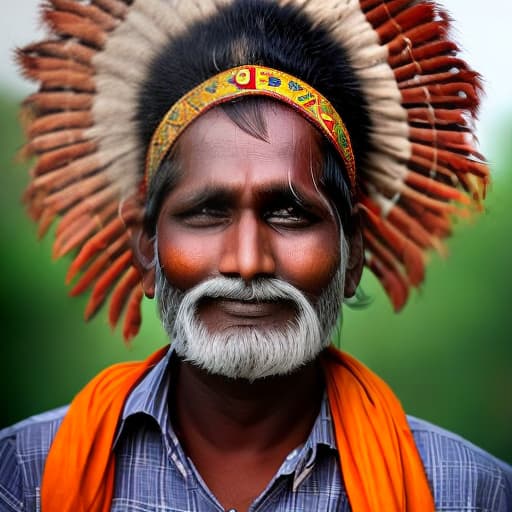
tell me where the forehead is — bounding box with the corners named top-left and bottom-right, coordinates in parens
top-left (173, 103), bottom-right (324, 193)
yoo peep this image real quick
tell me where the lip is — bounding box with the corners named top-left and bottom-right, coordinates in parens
top-left (215, 299), bottom-right (281, 318)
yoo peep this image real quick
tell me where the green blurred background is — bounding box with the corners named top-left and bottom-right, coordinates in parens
top-left (0, 85), bottom-right (511, 463)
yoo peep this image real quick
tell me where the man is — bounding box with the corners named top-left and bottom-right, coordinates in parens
top-left (1, 0), bottom-right (511, 511)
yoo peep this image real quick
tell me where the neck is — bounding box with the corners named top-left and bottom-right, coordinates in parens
top-left (169, 356), bottom-right (324, 453)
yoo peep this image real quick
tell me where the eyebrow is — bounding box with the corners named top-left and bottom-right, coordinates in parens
top-left (174, 183), bottom-right (319, 212)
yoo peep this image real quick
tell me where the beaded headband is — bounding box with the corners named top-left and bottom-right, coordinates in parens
top-left (143, 65), bottom-right (356, 195)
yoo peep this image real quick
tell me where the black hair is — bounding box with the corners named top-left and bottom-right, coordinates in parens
top-left (144, 97), bottom-right (353, 234)
top-left (138, 0), bottom-right (370, 232)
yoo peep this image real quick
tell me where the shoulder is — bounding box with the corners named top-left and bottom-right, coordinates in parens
top-left (0, 406), bottom-right (68, 511)
top-left (408, 415), bottom-right (512, 512)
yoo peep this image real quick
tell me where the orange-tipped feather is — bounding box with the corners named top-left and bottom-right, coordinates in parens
top-left (365, 0), bottom-right (411, 26)
top-left (21, 40), bottom-right (96, 65)
top-left (122, 286), bottom-right (144, 341)
top-left (388, 41), bottom-right (458, 68)
top-left (84, 250), bottom-right (132, 319)
top-left (25, 92), bottom-right (94, 113)
top-left (25, 129), bottom-right (89, 155)
top-left (387, 22), bottom-right (449, 54)
top-left (376, 4), bottom-right (436, 43)
top-left (28, 112), bottom-right (93, 138)
top-left (69, 234), bottom-right (128, 294)
top-left (92, 0), bottom-right (128, 18)
top-left (43, 174), bottom-right (111, 213)
top-left (361, 203), bottom-right (426, 286)
top-left (42, 10), bottom-right (107, 48)
top-left (33, 141), bottom-right (97, 176)
top-left (66, 220), bottom-right (126, 282)
top-left (109, 267), bottom-right (141, 328)
top-left (54, 202), bottom-right (118, 258)
top-left (49, 0), bottom-right (119, 30)
top-left (57, 188), bottom-right (117, 238)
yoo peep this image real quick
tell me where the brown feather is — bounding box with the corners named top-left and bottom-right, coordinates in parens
top-left (57, 188), bottom-right (118, 241)
top-left (17, 53), bottom-right (92, 77)
top-left (24, 92), bottom-right (93, 113)
top-left (360, 202), bottom-right (425, 286)
top-left (399, 69), bottom-right (480, 89)
top-left (109, 266), bottom-right (141, 328)
top-left (42, 10), bottom-right (107, 48)
top-left (69, 233), bottom-right (128, 293)
top-left (28, 111), bottom-right (93, 137)
top-left (66, 217), bottom-right (126, 281)
top-left (33, 141), bottom-right (97, 176)
top-left (23, 130), bottom-right (90, 159)
top-left (365, 255), bottom-right (409, 311)
top-left (365, 0), bottom-right (411, 25)
top-left (36, 70), bottom-right (95, 92)
top-left (393, 56), bottom-right (468, 83)
top-left (407, 107), bottom-right (467, 126)
top-left (53, 201), bottom-right (118, 258)
top-left (387, 22), bottom-right (449, 54)
top-left (92, 0), bottom-right (128, 18)
top-left (84, 249), bottom-right (132, 319)
top-left (43, 174), bottom-right (111, 213)
top-left (404, 171), bottom-right (470, 204)
top-left (122, 286), bottom-right (144, 341)
top-left (36, 208), bottom-right (57, 239)
top-left (411, 144), bottom-right (489, 179)
top-left (20, 40), bottom-right (95, 65)
top-left (49, 0), bottom-right (119, 30)
top-left (388, 40), bottom-right (458, 68)
top-left (376, 4), bottom-right (436, 42)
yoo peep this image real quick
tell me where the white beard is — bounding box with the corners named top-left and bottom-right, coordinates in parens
top-left (156, 242), bottom-right (347, 381)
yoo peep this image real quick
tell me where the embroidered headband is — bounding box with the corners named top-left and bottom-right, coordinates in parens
top-left (143, 65), bottom-right (356, 195)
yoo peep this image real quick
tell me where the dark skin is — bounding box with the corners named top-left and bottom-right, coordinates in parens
top-left (138, 105), bottom-right (364, 511)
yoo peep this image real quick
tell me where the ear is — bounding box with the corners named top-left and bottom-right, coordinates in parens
top-left (130, 225), bottom-right (157, 299)
top-left (343, 213), bottom-right (364, 298)
top-left (119, 195), bottom-right (157, 299)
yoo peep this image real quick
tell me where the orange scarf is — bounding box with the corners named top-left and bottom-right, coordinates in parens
top-left (41, 346), bottom-right (435, 511)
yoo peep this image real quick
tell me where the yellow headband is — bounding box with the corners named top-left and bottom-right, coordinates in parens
top-left (143, 65), bottom-right (356, 194)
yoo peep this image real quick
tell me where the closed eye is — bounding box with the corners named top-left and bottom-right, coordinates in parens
top-left (175, 206), bottom-right (231, 228)
top-left (264, 205), bottom-right (319, 228)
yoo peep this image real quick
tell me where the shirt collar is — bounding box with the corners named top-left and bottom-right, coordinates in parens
top-left (115, 345), bottom-right (337, 485)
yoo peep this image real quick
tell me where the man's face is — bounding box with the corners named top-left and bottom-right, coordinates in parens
top-left (151, 104), bottom-right (350, 379)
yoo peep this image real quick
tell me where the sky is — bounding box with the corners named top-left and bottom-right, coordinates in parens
top-left (1, 1), bottom-right (511, 157)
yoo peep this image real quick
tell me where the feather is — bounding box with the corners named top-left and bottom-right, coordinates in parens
top-left (42, 10), bottom-right (107, 48)
top-left (24, 92), bottom-right (94, 113)
top-left (43, 174), bottom-right (111, 213)
top-left (109, 266), bottom-right (141, 328)
top-left (84, 249), bottom-right (132, 319)
top-left (69, 233), bottom-right (128, 294)
top-left (66, 216), bottom-right (126, 282)
top-left (53, 201), bottom-right (118, 258)
top-left (20, 40), bottom-right (95, 65)
top-left (28, 112), bottom-right (93, 137)
top-left (24, 129), bottom-right (89, 155)
top-left (48, 0), bottom-right (119, 30)
top-left (33, 141), bottom-right (97, 176)
top-left (92, 0), bottom-right (129, 19)
top-left (388, 41), bottom-right (458, 68)
top-left (122, 286), bottom-right (144, 341)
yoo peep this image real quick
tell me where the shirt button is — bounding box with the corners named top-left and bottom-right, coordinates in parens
top-left (227, 509), bottom-right (237, 512)
top-left (286, 448), bottom-right (299, 461)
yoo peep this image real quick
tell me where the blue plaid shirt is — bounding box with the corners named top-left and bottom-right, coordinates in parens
top-left (1, 348), bottom-right (511, 511)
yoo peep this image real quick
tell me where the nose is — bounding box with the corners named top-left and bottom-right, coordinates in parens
top-left (218, 211), bottom-right (276, 282)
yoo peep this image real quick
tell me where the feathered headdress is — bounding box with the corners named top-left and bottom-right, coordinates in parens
top-left (17, 0), bottom-right (488, 341)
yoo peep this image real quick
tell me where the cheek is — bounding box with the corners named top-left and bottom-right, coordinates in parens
top-left (157, 232), bottom-right (219, 291)
top-left (275, 231), bottom-right (341, 297)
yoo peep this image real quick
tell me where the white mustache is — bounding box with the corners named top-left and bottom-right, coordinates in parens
top-left (182, 276), bottom-right (309, 305)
